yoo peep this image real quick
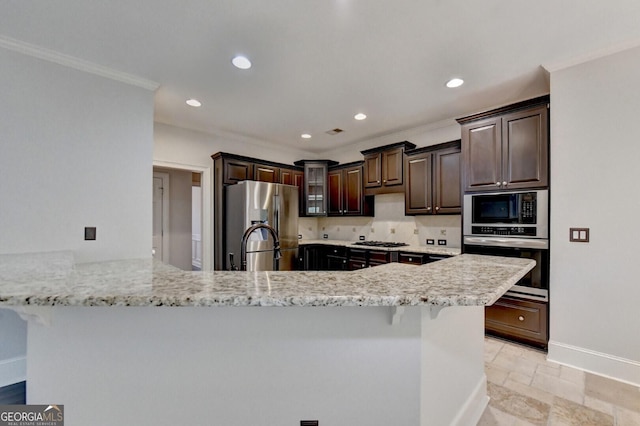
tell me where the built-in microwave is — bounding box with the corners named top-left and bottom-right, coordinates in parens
top-left (463, 190), bottom-right (548, 239)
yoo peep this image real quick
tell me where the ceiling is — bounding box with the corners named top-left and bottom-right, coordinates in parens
top-left (2, 1), bottom-right (640, 153)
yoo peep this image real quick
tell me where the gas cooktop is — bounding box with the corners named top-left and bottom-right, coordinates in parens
top-left (352, 241), bottom-right (409, 248)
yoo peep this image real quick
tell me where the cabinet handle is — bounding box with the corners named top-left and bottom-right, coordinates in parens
top-left (383, 179), bottom-right (387, 183)
top-left (343, 260), bottom-right (346, 263)
top-left (518, 315), bottom-right (525, 321)
top-left (377, 180), bottom-right (380, 183)
top-left (435, 206), bottom-right (440, 211)
top-left (496, 182), bottom-right (501, 186)
top-left (409, 257), bottom-right (413, 261)
top-left (502, 181), bottom-right (508, 186)
top-left (334, 249), bottom-right (338, 253)
top-left (427, 207), bottom-right (431, 211)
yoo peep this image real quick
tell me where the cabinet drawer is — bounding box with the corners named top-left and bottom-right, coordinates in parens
top-left (326, 246), bottom-right (347, 258)
top-left (349, 248), bottom-right (367, 260)
top-left (485, 297), bottom-right (548, 345)
top-left (398, 253), bottom-right (428, 265)
top-left (348, 260), bottom-right (368, 270)
top-left (368, 250), bottom-right (391, 263)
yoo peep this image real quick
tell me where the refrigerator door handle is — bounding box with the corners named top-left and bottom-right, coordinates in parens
top-left (273, 194), bottom-right (280, 235)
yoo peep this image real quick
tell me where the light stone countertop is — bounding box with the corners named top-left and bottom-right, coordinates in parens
top-left (298, 239), bottom-right (461, 256)
top-left (0, 251), bottom-right (533, 308)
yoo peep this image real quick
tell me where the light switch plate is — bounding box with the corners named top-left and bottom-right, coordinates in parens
top-left (569, 227), bottom-right (589, 242)
top-left (84, 227), bottom-right (96, 241)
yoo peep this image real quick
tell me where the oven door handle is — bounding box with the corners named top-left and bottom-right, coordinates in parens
top-left (463, 236), bottom-right (549, 250)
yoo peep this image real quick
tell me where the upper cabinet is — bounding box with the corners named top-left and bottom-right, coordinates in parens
top-left (457, 96), bottom-right (549, 192)
top-left (404, 141), bottom-right (461, 215)
top-left (327, 162), bottom-right (374, 216)
top-left (361, 141), bottom-right (416, 195)
top-left (254, 164), bottom-right (280, 183)
top-left (294, 160), bottom-right (338, 217)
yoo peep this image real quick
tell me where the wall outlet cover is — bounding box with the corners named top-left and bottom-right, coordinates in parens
top-left (359, 235), bottom-right (365, 241)
top-left (298, 234), bottom-right (302, 239)
top-left (323, 234), bottom-right (328, 239)
top-left (426, 239), bottom-right (435, 245)
top-left (438, 239), bottom-right (447, 245)
top-left (84, 227), bottom-right (96, 241)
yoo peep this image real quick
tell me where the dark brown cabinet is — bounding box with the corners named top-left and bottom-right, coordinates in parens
top-left (405, 141), bottom-right (461, 215)
top-left (361, 141), bottom-right (416, 195)
top-left (458, 96), bottom-right (549, 192)
top-left (294, 160), bottom-right (337, 217)
top-left (221, 158), bottom-right (253, 184)
top-left (254, 164), bottom-right (279, 183)
top-left (485, 296), bottom-right (548, 348)
top-left (327, 162), bottom-right (373, 216)
top-left (279, 168), bottom-right (304, 186)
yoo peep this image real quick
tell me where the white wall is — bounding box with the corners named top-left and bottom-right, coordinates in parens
top-left (154, 122), bottom-right (314, 168)
top-left (154, 167), bottom-right (193, 270)
top-left (0, 49), bottom-right (154, 263)
top-left (0, 48), bottom-right (155, 386)
top-left (548, 46), bottom-right (640, 385)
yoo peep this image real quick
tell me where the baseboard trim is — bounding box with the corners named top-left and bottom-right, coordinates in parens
top-left (0, 356), bottom-right (26, 388)
top-left (451, 374), bottom-right (489, 426)
top-left (548, 340), bottom-right (640, 387)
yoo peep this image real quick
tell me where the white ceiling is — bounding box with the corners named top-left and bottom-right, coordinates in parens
top-left (2, 0), bottom-right (640, 153)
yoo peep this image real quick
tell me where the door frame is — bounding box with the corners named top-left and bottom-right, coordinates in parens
top-left (152, 171), bottom-right (170, 264)
top-left (153, 160), bottom-right (213, 271)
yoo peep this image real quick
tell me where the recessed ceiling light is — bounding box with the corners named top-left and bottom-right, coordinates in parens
top-left (186, 99), bottom-right (202, 107)
top-left (354, 113), bottom-right (367, 120)
top-left (446, 78), bottom-right (464, 88)
top-left (301, 133), bottom-right (312, 139)
top-left (232, 55), bottom-right (252, 70)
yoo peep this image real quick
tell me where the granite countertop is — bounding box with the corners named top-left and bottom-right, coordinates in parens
top-left (0, 251), bottom-right (534, 308)
top-left (298, 239), bottom-right (461, 256)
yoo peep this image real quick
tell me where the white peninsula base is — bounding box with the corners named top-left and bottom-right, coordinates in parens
top-left (26, 305), bottom-right (487, 426)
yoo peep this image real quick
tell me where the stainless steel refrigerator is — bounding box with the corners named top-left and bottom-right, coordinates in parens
top-left (225, 181), bottom-right (299, 271)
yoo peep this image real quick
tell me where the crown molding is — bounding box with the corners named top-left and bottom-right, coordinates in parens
top-left (543, 38), bottom-right (640, 73)
top-left (0, 35), bottom-right (159, 91)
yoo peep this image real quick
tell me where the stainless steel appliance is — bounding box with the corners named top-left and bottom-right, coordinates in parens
top-left (225, 181), bottom-right (299, 271)
top-left (463, 189), bottom-right (549, 302)
top-left (463, 190), bottom-right (548, 239)
top-left (352, 241), bottom-right (409, 248)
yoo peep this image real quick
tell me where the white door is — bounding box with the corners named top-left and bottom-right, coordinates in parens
top-left (152, 172), bottom-right (169, 262)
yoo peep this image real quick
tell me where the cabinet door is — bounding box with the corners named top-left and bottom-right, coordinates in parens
top-left (433, 148), bottom-right (461, 214)
top-left (304, 163), bottom-right (327, 216)
top-left (502, 105), bottom-right (549, 190)
top-left (327, 169), bottom-right (343, 215)
top-left (279, 168), bottom-right (295, 185)
top-left (461, 117), bottom-right (502, 192)
top-left (485, 296), bottom-right (548, 346)
top-left (254, 164), bottom-right (279, 183)
top-left (223, 158), bottom-right (253, 184)
top-left (343, 166), bottom-right (363, 215)
top-left (293, 171), bottom-right (305, 216)
top-left (404, 152), bottom-right (432, 215)
top-left (363, 153), bottom-right (382, 188)
top-left (382, 147), bottom-right (404, 186)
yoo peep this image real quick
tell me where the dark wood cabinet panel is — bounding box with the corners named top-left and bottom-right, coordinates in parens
top-left (502, 105), bottom-right (548, 190)
top-left (461, 117), bottom-right (502, 192)
top-left (398, 252), bottom-right (428, 265)
top-left (404, 141), bottom-right (460, 215)
top-left (327, 163), bottom-right (371, 217)
top-left (361, 141), bottom-right (416, 194)
top-left (382, 147), bottom-right (404, 186)
top-left (364, 154), bottom-right (382, 188)
top-left (459, 96), bottom-right (549, 192)
top-left (223, 158), bottom-right (253, 184)
top-left (254, 164), bottom-right (279, 183)
top-left (405, 152), bottom-right (433, 214)
top-left (433, 148), bottom-right (461, 214)
top-left (485, 296), bottom-right (548, 347)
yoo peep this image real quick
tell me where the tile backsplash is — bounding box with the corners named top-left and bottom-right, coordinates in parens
top-left (298, 193), bottom-right (461, 247)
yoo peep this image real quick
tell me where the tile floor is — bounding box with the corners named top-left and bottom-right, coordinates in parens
top-left (478, 336), bottom-right (640, 425)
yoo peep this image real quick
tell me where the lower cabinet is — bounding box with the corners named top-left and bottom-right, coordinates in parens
top-left (485, 296), bottom-right (548, 348)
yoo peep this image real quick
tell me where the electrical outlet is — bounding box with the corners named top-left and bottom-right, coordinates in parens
top-left (359, 235), bottom-right (365, 241)
top-left (323, 234), bottom-right (328, 239)
top-left (570, 228), bottom-right (589, 242)
top-left (426, 239), bottom-right (435, 245)
top-left (298, 234), bottom-right (302, 239)
top-left (300, 421), bottom-right (318, 426)
top-left (438, 239), bottom-right (447, 245)
top-left (84, 227), bottom-right (96, 241)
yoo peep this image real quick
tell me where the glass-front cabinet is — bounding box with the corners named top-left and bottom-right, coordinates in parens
top-left (294, 160), bottom-right (337, 216)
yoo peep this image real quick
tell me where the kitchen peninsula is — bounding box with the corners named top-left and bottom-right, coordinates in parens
top-left (1, 252), bottom-right (534, 426)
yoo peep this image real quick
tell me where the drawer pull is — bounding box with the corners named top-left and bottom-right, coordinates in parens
top-left (409, 257), bottom-right (413, 261)
top-left (518, 315), bottom-right (525, 321)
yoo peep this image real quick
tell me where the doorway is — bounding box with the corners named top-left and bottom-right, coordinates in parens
top-left (152, 171), bottom-right (170, 263)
